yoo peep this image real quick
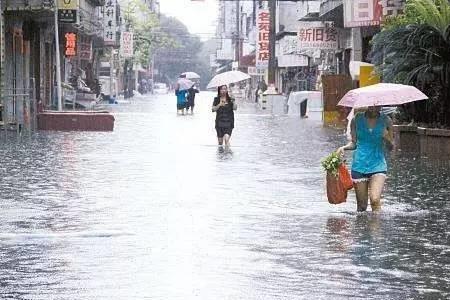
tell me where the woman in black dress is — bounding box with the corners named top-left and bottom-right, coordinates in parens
top-left (212, 85), bottom-right (237, 147)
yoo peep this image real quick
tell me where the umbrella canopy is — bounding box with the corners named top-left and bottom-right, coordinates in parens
top-left (177, 78), bottom-right (195, 90)
top-left (207, 71), bottom-right (250, 89)
top-left (338, 83), bottom-right (428, 108)
top-left (181, 72), bottom-right (201, 79)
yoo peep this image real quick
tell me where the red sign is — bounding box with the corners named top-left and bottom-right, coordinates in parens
top-left (65, 32), bottom-right (76, 56)
top-left (256, 9), bottom-right (270, 69)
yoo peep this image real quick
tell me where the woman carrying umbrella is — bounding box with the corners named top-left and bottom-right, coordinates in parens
top-left (337, 106), bottom-right (394, 212)
top-left (212, 85), bottom-right (237, 147)
top-left (336, 83), bottom-right (427, 212)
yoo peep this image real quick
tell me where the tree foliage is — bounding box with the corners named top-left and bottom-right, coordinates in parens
top-left (122, 0), bottom-right (177, 66)
top-left (153, 15), bottom-right (212, 88)
top-left (370, 0), bottom-right (450, 127)
top-left (120, 2), bottom-right (212, 87)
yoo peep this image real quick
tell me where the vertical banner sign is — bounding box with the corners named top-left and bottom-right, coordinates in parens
top-left (64, 32), bottom-right (77, 57)
top-left (343, 0), bottom-right (382, 27)
top-left (103, 0), bottom-right (117, 45)
top-left (58, 0), bottom-right (78, 23)
top-left (121, 32), bottom-right (134, 58)
top-left (256, 9), bottom-right (270, 69)
top-left (79, 39), bottom-right (92, 60)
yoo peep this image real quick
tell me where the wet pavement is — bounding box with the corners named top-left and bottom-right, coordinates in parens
top-left (0, 92), bottom-right (449, 299)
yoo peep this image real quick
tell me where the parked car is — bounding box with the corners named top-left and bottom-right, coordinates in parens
top-left (154, 83), bottom-right (168, 94)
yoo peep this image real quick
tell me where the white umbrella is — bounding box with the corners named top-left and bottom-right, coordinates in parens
top-left (177, 78), bottom-right (194, 90)
top-left (207, 71), bottom-right (250, 89)
top-left (181, 72), bottom-right (201, 79)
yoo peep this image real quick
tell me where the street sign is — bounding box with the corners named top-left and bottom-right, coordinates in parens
top-left (58, 0), bottom-right (78, 23)
top-left (256, 9), bottom-right (270, 69)
top-left (103, 0), bottom-right (117, 45)
top-left (121, 32), bottom-right (134, 58)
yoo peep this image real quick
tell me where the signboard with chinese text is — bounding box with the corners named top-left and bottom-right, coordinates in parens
top-left (64, 32), bottom-right (77, 57)
top-left (103, 0), bottom-right (117, 45)
top-left (343, 0), bottom-right (382, 27)
top-left (58, 0), bottom-right (78, 23)
top-left (121, 32), bottom-right (134, 58)
top-left (298, 22), bottom-right (338, 50)
top-left (256, 9), bottom-right (270, 69)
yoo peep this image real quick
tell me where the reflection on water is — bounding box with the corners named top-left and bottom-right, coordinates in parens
top-left (0, 93), bottom-right (448, 299)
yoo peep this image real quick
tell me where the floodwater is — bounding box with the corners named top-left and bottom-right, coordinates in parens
top-left (0, 92), bottom-right (448, 299)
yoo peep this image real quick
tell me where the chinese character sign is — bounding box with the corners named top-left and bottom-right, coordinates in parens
top-left (297, 25), bottom-right (338, 50)
top-left (121, 32), bottom-right (134, 58)
top-left (378, 0), bottom-right (405, 17)
top-left (343, 0), bottom-right (382, 27)
top-left (65, 32), bottom-right (77, 57)
top-left (103, 0), bottom-right (117, 44)
top-left (256, 9), bottom-right (270, 69)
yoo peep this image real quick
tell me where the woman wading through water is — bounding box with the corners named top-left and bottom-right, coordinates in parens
top-left (337, 106), bottom-right (394, 212)
top-left (212, 85), bottom-right (237, 148)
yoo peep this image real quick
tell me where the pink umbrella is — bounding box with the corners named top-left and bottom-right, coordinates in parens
top-left (338, 83), bottom-right (428, 108)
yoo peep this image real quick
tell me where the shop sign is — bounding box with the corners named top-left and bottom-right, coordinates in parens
top-left (256, 9), bottom-right (270, 69)
top-left (121, 32), bottom-right (134, 58)
top-left (298, 22), bottom-right (338, 50)
top-left (58, 0), bottom-right (78, 23)
top-left (103, 0), bottom-right (117, 45)
top-left (343, 0), bottom-right (382, 27)
top-left (64, 32), bottom-right (77, 57)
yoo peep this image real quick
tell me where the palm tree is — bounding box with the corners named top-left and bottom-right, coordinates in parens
top-left (370, 0), bottom-right (450, 127)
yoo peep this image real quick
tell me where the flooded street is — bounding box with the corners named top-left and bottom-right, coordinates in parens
top-left (0, 92), bottom-right (449, 299)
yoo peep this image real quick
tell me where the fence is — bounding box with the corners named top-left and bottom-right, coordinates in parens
top-left (0, 78), bottom-right (37, 134)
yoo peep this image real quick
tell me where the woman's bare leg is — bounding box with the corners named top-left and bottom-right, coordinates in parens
top-left (354, 181), bottom-right (369, 212)
top-left (369, 175), bottom-right (386, 212)
top-left (217, 138), bottom-right (224, 146)
top-left (223, 134), bottom-right (231, 147)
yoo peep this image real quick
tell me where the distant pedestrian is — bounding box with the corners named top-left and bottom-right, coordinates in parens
top-left (336, 106), bottom-right (394, 212)
top-left (212, 85), bottom-right (237, 148)
top-left (186, 84), bottom-right (199, 114)
top-left (175, 74), bottom-right (189, 115)
top-left (175, 88), bottom-right (188, 115)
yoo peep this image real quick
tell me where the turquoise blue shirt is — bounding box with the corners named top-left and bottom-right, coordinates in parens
top-left (352, 113), bottom-right (388, 174)
top-left (176, 90), bottom-right (187, 105)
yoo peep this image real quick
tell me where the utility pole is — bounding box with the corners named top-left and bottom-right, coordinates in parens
top-left (54, 0), bottom-right (63, 110)
top-left (268, 0), bottom-right (276, 85)
top-left (235, 0), bottom-right (240, 66)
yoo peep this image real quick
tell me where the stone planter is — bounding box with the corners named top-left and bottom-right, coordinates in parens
top-left (393, 125), bottom-right (450, 158)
